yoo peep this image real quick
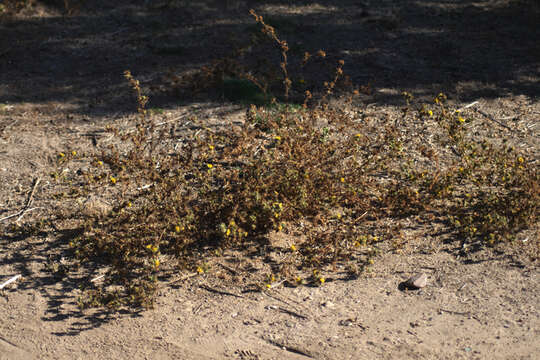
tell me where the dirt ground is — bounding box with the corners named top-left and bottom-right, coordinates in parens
top-left (0, 0), bottom-right (539, 359)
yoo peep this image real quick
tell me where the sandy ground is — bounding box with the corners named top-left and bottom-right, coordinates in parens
top-left (1, 0), bottom-right (539, 359)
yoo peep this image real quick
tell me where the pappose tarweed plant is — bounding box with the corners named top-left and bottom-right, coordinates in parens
top-left (49, 11), bottom-right (538, 309)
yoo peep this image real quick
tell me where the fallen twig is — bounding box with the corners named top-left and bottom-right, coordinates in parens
top-left (0, 207), bottom-right (41, 222)
top-left (154, 115), bottom-right (190, 127)
top-left (263, 338), bottom-right (313, 358)
top-left (199, 283), bottom-right (244, 298)
top-left (0, 275), bottom-right (22, 290)
top-left (15, 177), bottom-right (41, 222)
top-left (457, 101), bottom-right (521, 133)
top-left (456, 101), bottom-right (479, 111)
top-left (474, 108), bottom-right (516, 132)
top-left (90, 274), bottom-right (105, 283)
top-left (0, 177), bottom-right (41, 223)
top-left (278, 306), bottom-right (308, 320)
top-left (217, 262), bottom-right (239, 275)
top-left (439, 308), bottom-right (471, 317)
top-left (261, 290), bottom-right (311, 318)
top-left (166, 272), bottom-right (199, 286)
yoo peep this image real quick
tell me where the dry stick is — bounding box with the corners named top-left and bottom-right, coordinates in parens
top-left (0, 178), bottom-right (41, 222)
top-left (0, 275), bottom-right (22, 290)
top-left (475, 108), bottom-right (516, 132)
top-left (16, 177), bottom-right (41, 222)
top-left (0, 336), bottom-right (20, 348)
top-left (217, 262), bottom-right (239, 275)
top-left (261, 290), bottom-right (310, 317)
top-left (278, 306), bottom-right (308, 320)
top-left (456, 100), bottom-right (479, 111)
top-left (263, 338), bottom-right (313, 358)
top-left (0, 207), bottom-right (40, 222)
top-left (164, 272), bottom-right (199, 287)
top-left (123, 114), bottom-right (190, 135)
top-left (199, 283), bottom-right (245, 299)
top-left (461, 101), bottom-right (517, 133)
top-left (439, 308), bottom-right (471, 317)
top-left (90, 274), bottom-right (106, 283)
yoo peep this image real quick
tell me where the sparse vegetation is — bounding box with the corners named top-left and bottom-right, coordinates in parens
top-left (16, 10), bottom-right (537, 309)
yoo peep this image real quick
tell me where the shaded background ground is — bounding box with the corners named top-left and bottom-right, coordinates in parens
top-left (0, 1), bottom-right (539, 359)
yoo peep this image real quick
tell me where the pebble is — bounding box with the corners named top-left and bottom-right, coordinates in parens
top-left (404, 273), bottom-right (428, 289)
top-left (321, 301), bottom-right (335, 308)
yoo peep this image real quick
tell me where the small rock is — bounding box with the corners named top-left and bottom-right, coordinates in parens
top-left (338, 319), bottom-right (354, 326)
top-left (321, 301), bottom-right (335, 308)
top-left (404, 273), bottom-right (428, 289)
top-left (77, 166), bottom-right (89, 175)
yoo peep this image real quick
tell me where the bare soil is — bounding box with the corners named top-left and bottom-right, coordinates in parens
top-left (1, 1), bottom-right (539, 359)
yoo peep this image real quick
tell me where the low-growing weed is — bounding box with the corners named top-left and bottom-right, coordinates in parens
top-left (50, 11), bottom-right (538, 309)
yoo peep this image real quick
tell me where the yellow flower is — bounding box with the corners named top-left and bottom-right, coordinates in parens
top-left (274, 135), bottom-right (281, 141)
top-left (355, 133), bottom-right (362, 138)
top-left (278, 223), bottom-right (283, 231)
top-left (290, 244), bottom-right (296, 251)
top-left (340, 177), bottom-right (345, 183)
top-left (265, 284), bottom-right (272, 288)
top-left (145, 244), bottom-right (158, 253)
top-left (71, 150), bottom-right (77, 156)
top-left (428, 110), bottom-right (433, 117)
top-left (127, 201), bottom-right (132, 207)
top-left (196, 266), bottom-right (204, 274)
top-left (58, 152), bottom-right (65, 157)
top-left (458, 116), bottom-right (465, 123)
top-left (226, 228), bottom-right (231, 236)
top-left (153, 259), bottom-right (160, 268)
top-left (206, 163), bottom-right (213, 169)
top-left (518, 157), bottom-right (524, 163)
top-left (97, 160), bottom-right (103, 166)
top-left (368, 259), bottom-right (374, 265)
top-left (110, 176), bottom-right (117, 184)
top-left (319, 277), bottom-right (325, 284)
top-left (295, 276), bottom-right (302, 284)
top-left (208, 145), bottom-right (214, 150)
